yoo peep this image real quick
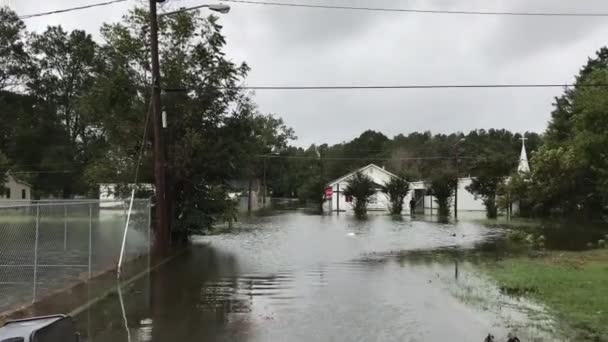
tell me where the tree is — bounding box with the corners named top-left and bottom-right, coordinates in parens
top-left (466, 157), bottom-right (511, 218)
top-left (297, 176), bottom-right (325, 212)
top-left (499, 172), bottom-right (534, 217)
top-left (0, 8), bottom-right (28, 90)
top-left (381, 176), bottom-right (409, 215)
top-left (343, 172), bottom-right (376, 218)
top-left (429, 172), bottom-right (457, 218)
top-left (529, 48), bottom-right (608, 219)
top-left (27, 26), bottom-right (100, 197)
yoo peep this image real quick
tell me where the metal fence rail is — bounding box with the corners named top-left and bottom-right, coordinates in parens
top-left (0, 199), bottom-right (152, 312)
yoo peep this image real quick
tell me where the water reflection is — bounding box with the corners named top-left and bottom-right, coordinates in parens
top-left (76, 212), bottom-right (566, 341)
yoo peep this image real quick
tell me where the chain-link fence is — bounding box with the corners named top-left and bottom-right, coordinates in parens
top-left (0, 199), bottom-right (152, 313)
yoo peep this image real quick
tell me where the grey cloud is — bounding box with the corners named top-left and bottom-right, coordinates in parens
top-left (10, 0), bottom-right (608, 146)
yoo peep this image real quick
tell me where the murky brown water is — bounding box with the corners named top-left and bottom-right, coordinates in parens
top-left (75, 211), bottom-right (566, 341)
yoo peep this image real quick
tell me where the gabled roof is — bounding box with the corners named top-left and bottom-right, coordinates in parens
top-left (4, 170), bottom-right (32, 187)
top-left (326, 164), bottom-right (399, 187)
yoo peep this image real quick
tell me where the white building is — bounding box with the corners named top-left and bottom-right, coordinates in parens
top-left (324, 164), bottom-right (397, 212)
top-left (0, 171), bottom-right (32, 206)
top-left (409, 178), bottom-right (485, 213)
top-left (324, 164), bottom-right (485, 213)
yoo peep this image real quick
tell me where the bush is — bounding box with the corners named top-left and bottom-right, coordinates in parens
top-left (381, 176), bottom-right (409, 215)
top-left (429, 172), bottom-right (458, 218)
top-left (343, 172), bottom-right (376, 218)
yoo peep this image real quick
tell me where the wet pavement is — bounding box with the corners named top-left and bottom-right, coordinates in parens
top-left (75, 211), bottom-right (565, 341)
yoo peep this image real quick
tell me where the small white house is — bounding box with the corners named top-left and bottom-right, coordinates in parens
top-left (324, 164), bottom-right (399, 212)
top-left (0, 171), bottom-right (32, 206)
top-left (324, 164), bottom-right (485, 213)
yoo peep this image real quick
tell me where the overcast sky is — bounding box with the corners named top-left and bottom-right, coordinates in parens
top-left (8, 0), bottom-right (608, 146)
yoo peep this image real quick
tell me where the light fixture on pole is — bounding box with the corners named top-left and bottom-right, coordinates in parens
top-left (159, 3), bottom-right (231, 17)
top-left (150, 0), bottom-right (230, 254)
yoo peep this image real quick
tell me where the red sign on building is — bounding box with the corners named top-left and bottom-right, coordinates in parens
top-left (325, 187), bottom-right (333, 198)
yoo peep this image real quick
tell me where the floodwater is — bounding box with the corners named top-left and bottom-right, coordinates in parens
top-left (75, 211), bottom-right (567, 341)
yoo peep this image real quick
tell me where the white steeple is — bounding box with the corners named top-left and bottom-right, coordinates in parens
top-left (517, 135), bottom-right (530, 173)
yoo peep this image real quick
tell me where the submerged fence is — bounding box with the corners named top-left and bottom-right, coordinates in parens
top-left (0, 199), bottom-right (152, 313)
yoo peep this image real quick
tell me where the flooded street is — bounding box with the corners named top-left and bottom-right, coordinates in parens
top-left (76, 211), bottom-right (563, 341)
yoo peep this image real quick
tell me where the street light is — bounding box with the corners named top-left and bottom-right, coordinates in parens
top-left (149, 0), bottom-right (231, 253)
top-left (159, 3), bottom-right (231, 17)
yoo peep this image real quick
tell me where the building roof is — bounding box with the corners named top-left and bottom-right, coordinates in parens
top-left (4, 171), bottom-right (31, 187)
top-left (326, 164), bottom-right (399, 187)
top-left (517, 138), bottom-right (531, 173)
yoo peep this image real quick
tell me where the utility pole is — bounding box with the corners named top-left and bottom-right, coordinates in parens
top-left (319, 151), bottom-right (324, 213)
top-left (149, 0), bottom-right (168, 254)
top-left (453, 138), bottom-right (465, 220)
top-left (454, 157), bottom-right (459, 220)
top-left (262, 157), bottom-right (267, 206)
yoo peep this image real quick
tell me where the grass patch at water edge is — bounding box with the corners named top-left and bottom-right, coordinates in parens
top-left (485, 249), bottom-right (608, 341)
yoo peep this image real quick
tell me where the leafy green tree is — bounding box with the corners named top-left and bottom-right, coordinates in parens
top-left (529, 146), bottom-right (582, 216)
top-left (429, 172), bottom-right (457, 218)
top-left (297, 176), bottom-right (325, 212)
top-left (0, 8), bottom-right (28, 90)
top-left (466, 157), bottom-right (511, 218)
top-left (381, 176), bottom-right (409, 215)
top-left (343, 172), bottom-right (376, 218)
top-left (499, 172), bottom-right (534, 217)
top-left (26, 26), bottom-right (100, 197)
top-left (529, 48), bottom-right (608, 218)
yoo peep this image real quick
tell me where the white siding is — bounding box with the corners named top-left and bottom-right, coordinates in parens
top-left (0, 173), bottom-right (32, 206)
top-left (325, 167), bottom-right (485, 214)
top-left (1, 174), bottom-right (30, 200)
top-left (325, 164), bottom-right (397, 212)
top-left (418, 178), bottom-right (485, 212)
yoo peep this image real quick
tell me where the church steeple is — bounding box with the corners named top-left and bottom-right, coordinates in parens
top-left (517, 134), bottom-right (530, 173)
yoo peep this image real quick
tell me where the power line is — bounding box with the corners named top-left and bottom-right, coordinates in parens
top-left (221, 0), bottom-right (608, 17)
top-left (164, 83), bottom-right (592, 92)
top-left (8, 170), bottom-right (74, 174)
top-left (18, 0), bottom-right (127, 20)
top-left (16, 0), bottom-right (608, 20)
top-left (256, 154), bottom-right (481, 161)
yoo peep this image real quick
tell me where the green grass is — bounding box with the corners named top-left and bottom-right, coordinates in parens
top-left (486, 249), bottom-right (608, 341)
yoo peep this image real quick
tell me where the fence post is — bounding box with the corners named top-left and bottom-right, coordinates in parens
top-left (88, 203), bottom-right (92, 279)
top-left (63, 204), bottom-right (68, 251)
top-left (32, 204), bottom-right (40, 303)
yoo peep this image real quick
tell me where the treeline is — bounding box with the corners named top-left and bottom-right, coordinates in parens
top-left (0, 7), bottom-right (293, 233)
top-left (266, 47), bottom-right (608, 220)
top-left (264, 129), bottom-right (541, 199)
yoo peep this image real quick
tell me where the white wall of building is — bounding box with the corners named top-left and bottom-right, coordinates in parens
top-left (418, 178), bottom-right (485, 212)
top-left (325, 172), bottom-right (485, 214)
top-left (0, 173), bottom-right (31, 205)
top-left (325, 164), bottom-right (405, 212)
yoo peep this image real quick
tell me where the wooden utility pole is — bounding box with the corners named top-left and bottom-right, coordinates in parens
top-left (262, 157), bottom-right (267, 205)
top-left (336, 183), bottom-right (340, 214)
top-left (149, 0), bottom-right (169, 254)
top-left (454, 157), bottom-right (459, 220)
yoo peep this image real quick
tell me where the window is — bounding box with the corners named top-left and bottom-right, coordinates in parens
top-left (6, 188), bottom-right (10, 199)
top-left (346, 196), bottom-right (353, 203)
top-left (22, 189), bottom-right (26, 199)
